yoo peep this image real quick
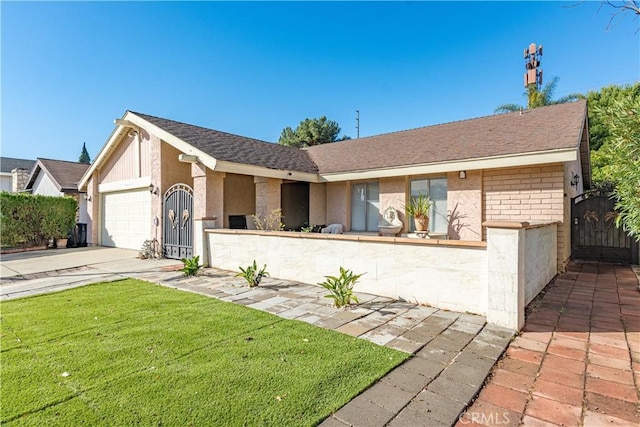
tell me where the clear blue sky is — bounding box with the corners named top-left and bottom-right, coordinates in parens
top-left (2, 1), bottom-right (638, 163)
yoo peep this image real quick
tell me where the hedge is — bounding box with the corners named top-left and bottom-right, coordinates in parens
top-left (0, 192), bottom-right (78, 248)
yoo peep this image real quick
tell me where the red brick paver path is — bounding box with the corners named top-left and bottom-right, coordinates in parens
top-left (457, 262), bottom-right (640, 426)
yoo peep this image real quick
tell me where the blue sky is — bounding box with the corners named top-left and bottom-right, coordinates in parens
top-left (2, 1), bottom-right (638, 163)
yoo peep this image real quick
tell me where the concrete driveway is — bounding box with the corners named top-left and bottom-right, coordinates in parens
top-left (0, 246), bottom-right (181, 300)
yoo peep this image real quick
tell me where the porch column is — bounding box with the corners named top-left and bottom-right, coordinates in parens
top-left (192, 162), bottom-right (225, 266)
top-left (484, 221), bottom-right (528, 331)
top-left (254, 177), bottom-right (282, 218)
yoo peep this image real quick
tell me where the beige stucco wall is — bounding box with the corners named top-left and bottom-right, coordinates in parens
top-left (309, 183), bottom-right (327, 226)
top-left (192, 164), bottom-right (225, 224)
top-left (379, 177), bottom-right (407, 230)
top-left (326, 182), bottom-right (348, 228)
top-left (160, 142), bottom-right (193, 192)
top-left (254, 177), bottom-right (282, 219)
top-left (224, 174), bottom-right (256, 228)
top-left (446, 170), bottom-right (482, 241)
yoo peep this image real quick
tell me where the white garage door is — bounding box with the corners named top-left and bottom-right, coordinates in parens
top-left (101, 189), bottom-right (151, 250)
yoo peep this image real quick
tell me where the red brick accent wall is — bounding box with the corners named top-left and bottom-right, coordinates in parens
top-left (483, 163), bottom-right (567, 270)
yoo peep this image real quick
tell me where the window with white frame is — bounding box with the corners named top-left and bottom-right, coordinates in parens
top-left (409, 178), bottom-right (447, 233)
top-left (351, 182), bottom-right (379, 232)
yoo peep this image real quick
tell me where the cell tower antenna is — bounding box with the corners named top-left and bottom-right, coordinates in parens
top-left (524, 43), bottom-right (543, 89)
top-left (355, 110), bottom-right (360, 139)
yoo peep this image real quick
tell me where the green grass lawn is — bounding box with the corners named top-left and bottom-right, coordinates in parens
top-left (1, 279), bottom-right (408, 426)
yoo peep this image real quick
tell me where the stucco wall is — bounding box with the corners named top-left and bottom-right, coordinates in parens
top-left (326, 182), bottom-right (348, 228)
top-left (447, 170), bottom-right (482, 241)
top-left (309, 183), bottom-right (327, 226)
top-left (160, 142), bottom-right (192, 192)
top-left (524, 223), bottom-right (558, 305)
top-left (379, 177), bottom-right (407, 229)
top-left (207, 231), bottom-right (487, 315)
top-left (224, 173), bottom-right (256, 228)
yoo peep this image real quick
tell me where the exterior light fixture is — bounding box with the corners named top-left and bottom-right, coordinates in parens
top-left (570, 174), bottom-right (580, 188)
top-left (149, 184), bottom-right (159, 195)
top-left (84, 194), bottom-right (92, 201)
top-left (459, 170), bottom-right (466, 179)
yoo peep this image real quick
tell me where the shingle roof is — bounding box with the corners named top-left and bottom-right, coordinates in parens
top-left (131, 112), bottom-right (319, 174)
top-left (306, 100), bottom-right (588, 174)
top-left (27, 159), bottom-right (90, 192)
top-left (0, 157), bottom-right (35, 174)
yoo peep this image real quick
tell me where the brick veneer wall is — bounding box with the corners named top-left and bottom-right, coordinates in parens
top-left (483, 163), bottom-right (567, 270)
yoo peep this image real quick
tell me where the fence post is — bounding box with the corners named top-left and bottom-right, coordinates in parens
top-left (484, 221), bottom-right (529, 331)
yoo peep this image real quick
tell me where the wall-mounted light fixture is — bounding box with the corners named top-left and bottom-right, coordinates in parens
top-left (149, 184), bottom-right (159, 195)
top-left (459, 170), bottom-right (466, 179)
top-left (84, 194), bottom-right (92, 202)
top-left (570, 174), bottom-right (580, 188)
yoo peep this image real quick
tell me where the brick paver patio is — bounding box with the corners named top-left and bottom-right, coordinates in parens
top-left (458, 262), bottom-right (640, 427)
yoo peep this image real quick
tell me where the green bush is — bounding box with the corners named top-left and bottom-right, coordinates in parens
top-left (235, 260), bottom-right (270, 287)
top-left (0, 192), bottom-right (77, 248)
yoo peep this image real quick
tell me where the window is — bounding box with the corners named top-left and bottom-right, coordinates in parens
top-left (409, 178), bottom-right (447, 233)
top-left (351, 182), bottom-right (379, 232)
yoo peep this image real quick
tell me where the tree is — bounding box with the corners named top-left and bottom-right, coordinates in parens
top-left (277, 116), bottom-right (350, 148)
top-left (587, 83), bottom-right (640, 151)
top-left (591, 89), bottom-right (640, 239)
top-left (598, 1), bottom-right (640, 32)
top-left (495, 76), bottom-right (584, 113)
top-left (78, 142), bottom-right (91, 164)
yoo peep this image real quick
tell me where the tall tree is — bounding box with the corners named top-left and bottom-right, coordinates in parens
top-left (78, 142), bottom-right (91, 164)
top-left (278, 116), bottom-right (350, 148)
top-left (495, 76), bottom-right (584, 113)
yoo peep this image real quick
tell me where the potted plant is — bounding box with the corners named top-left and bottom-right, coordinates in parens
top-left (402, 194), bottom-right (432, 232)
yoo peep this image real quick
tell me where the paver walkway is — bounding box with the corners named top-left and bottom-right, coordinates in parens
top-left (458, 261), bottom-right (640, 427)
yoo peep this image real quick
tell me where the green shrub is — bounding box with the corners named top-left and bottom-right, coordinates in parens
top-left (0, 193), bottom-right (77, 248)
top-left (235, 260), bottom-right (269, 287)
top-left (319, 267), bottom-right (364, 308)
top-left (180, 256), bottom-right (203, 276)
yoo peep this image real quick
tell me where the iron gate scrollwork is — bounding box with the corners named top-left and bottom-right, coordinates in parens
top-left (163, 183), bottom-right (193, 259)
top-left (571, 193), bottom-right (639, 263)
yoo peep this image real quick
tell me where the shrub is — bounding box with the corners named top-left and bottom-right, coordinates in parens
top-left (1, 193), bottom-right (77, 248)
top-left (236, 260), bottom-right (269, 287)
top-left (319, 267), bottom-right (364, 308)
top-left (251, 209), bottom-right (284, 231)
top-left (180, 256), bottom-right (203, 276)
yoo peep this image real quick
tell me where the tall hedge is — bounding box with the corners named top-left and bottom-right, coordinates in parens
top-left (0, 192), bottom-right (78, 248)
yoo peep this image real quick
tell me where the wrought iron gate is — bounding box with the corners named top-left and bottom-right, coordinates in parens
top-left (571, 193), bottom-right (639, 263)
top-left (163, 183), bottom-right (193, 259)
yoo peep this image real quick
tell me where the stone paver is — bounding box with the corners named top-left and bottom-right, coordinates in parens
top-left (459, 261), bottom-right (640, 427)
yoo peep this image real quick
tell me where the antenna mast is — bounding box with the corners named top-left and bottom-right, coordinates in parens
top-left (355, 110), bottom-right (360, 138)
top-left (524, 43), bottom-right (543, 89)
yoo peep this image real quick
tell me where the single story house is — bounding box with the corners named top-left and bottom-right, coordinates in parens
top-left (79, 100), bottom-right (589, 271)
top-left (25, 158), bottom-right (91, 227)
top-left (79, 100), bottom-right (592, 329)
top-left (0, 157), bottom-right (35, 192)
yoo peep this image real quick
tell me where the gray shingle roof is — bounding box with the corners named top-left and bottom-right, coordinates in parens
top-left (0, 157), bottom-right (35, 174)
top-left (131, 112), bottom-right (319, 174)
top-left (27, 159), bottom-right (90, 192)
top-left (306, 100), bottom-right (588, 174)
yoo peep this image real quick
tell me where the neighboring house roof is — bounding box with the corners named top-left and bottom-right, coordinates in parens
top-left (132, 112), bottom-right (319, 174)
top-left (26, 158), bottom-right (90, 193)
top-left (0, 157), bottom-right (35, 174)
top-left (306, 100), bottom-right (588, 176)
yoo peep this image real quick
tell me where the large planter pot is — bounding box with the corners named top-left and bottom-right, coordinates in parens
top-left (415, 217), bottom-right (429, 232)
top-left (56, 238), bottom-right (68, 249)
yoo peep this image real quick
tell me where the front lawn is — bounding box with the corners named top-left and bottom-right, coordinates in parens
top-left (1, 279), bottom-right (407, 426)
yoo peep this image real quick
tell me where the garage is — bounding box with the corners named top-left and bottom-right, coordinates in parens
top-left (101, 189), bottom-right (151, 250)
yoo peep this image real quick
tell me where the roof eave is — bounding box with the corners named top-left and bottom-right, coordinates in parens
top-left (318, 148), bottom-right (578, 182)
